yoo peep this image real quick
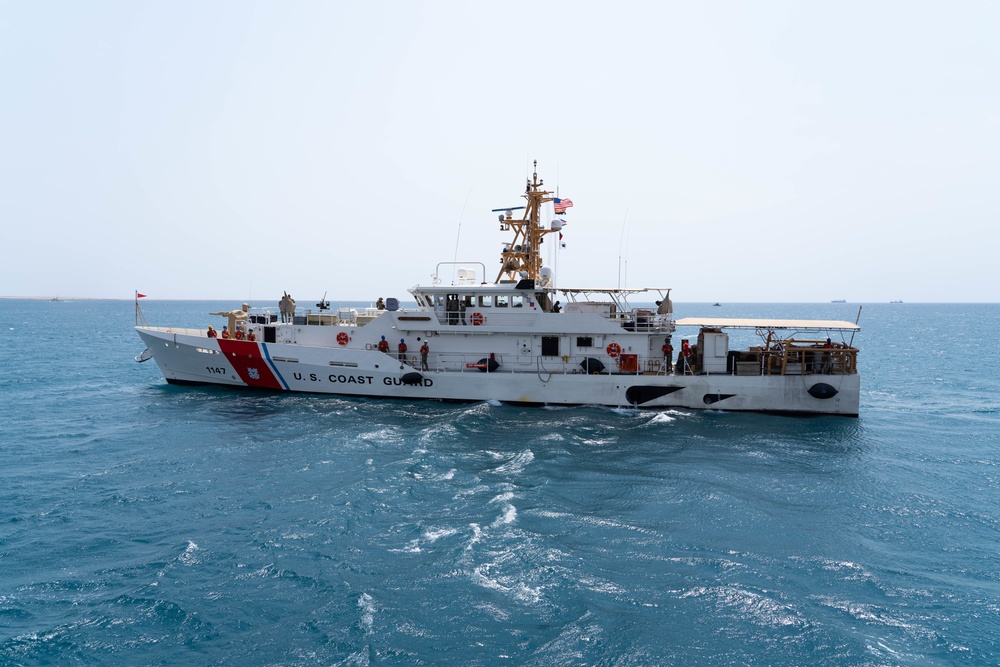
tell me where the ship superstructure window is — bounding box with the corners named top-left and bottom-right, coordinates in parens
top-left (576, 336), bottom-right (594, 348)
top-left (445, 293), bottom-right (461, 325)
top-left (462, 295), bottom-right (475, 309)
top-left (541, 336), bottom-right (559, 357)
top-left (496, 295), bottom-right (509, 308)
top-left (479, 295), bottom-right (493, 308)
top-left (512, 295), bottom-right (524, 308)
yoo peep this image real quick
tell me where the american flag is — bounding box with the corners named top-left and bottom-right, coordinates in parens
top-left (553, 197), bottom-right (574, 213)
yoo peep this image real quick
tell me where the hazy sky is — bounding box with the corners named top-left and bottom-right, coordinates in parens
top-left (2, 1), bottom-right (997, 303)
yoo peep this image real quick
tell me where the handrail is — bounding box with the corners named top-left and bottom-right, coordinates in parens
top-left (764, 342), bottom-right (858, 376)
top-left (425, 348), bottom-right (855, 378)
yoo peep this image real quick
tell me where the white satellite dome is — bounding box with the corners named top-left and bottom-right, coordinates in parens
top-left (539, 266), bottom-right (553, 287)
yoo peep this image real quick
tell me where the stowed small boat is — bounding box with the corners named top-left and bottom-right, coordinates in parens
top-left (135, 164), bottom-right (861, 416)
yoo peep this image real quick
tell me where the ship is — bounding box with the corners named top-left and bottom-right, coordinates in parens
top-left (135, 163), bottom-right (861, 416)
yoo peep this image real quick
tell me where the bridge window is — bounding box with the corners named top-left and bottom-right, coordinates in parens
top-left (576, 336), bottom-right (594, 348)
top-left (479, 295), bottom-right (493, 307)
top-left (512, 295), bottom-right (524, 308)
top-left (496, 295), bottom-right (509, 308)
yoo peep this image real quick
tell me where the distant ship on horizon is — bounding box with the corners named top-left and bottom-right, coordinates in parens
top-left (831, 299), bottom-right (846, 303)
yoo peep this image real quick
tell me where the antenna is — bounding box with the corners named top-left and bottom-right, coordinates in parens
top-left (849, 305), bottom-right (862, 347)
top-left (451, 185), bottom-right (474, 283)
top-left (617, 207), bottom-right (629, 289)
top-left (623, 218), bottom-right (631, 288)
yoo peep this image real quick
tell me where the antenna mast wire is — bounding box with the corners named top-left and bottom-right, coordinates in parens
top-left (617, 207), bottom-right (629, 289)
top-left (451, 185), bottom-right (474, 282)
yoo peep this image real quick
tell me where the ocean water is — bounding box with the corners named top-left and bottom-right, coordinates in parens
top-left (1, 298), bottom-right (998, 666)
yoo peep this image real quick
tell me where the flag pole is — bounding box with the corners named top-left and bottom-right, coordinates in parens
top-left (134, 290), bottom-right (148, 326)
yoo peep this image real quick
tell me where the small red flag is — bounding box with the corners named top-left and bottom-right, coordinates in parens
top-left (137, 293), bottom-right (147, 298)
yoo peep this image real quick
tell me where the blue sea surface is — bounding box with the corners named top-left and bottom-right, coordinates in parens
top-left (1, 299), bottom-right (999, 665)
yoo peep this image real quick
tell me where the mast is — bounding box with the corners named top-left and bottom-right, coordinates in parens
top-left (494, 160), bottom-right (560, 283)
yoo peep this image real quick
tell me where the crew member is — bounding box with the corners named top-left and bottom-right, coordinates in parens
top-left (420, 341), bottom-right (429, 370)
top-left (221, 326), bottom-right (231, 339)
top-left (377, 335), bottom-right (390, 353)
top-left (662, 338), bottom-right (673, 372)
top-left (234, 326), bottom-right (245, 340)
top-left (679, 339), bottom-right (691, 374)
top-left (398, 338), bottom-right (407, 361)
top-left (552, 301), bottom-right (562, 313)
top-left (376, 297), bottom-right (385, 310)
top-left (279, 293), bottom-right (296, 323)
top-left (207, 325), bottom-right (217, 338)
top-left (821, 337), bottom-right (833, 373)
top-left (246, 328), bottom-right (257, 342)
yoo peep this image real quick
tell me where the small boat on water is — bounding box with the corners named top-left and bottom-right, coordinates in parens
top-left (135, 164), bottom-right (861, 415)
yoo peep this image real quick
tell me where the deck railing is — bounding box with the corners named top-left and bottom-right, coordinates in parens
top-left (411, 346), bottom-right (856, 378)
top-left (760, 339), bottom-right (859, 376)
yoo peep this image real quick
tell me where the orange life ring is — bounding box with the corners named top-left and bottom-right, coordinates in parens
top-left (470, 312), bottom-right (485, 326)
top-left (336, 331), bottom-right (349, 346)
top-left (606, 342), bottom-right (621, 357)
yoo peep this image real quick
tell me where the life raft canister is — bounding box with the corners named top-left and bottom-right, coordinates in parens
top-left (470, 312), bottom-right (485, 326)
top-left (336, 331), bottom-right (349, 345)
top-left (606, 342), bottom-right (621, 357)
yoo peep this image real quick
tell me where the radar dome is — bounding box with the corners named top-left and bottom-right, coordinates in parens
top-left (539, 266), bottom-right (553, 287)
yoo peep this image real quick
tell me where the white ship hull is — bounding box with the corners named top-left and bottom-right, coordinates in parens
top-left (136, 324), bottom-right (860, 416)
